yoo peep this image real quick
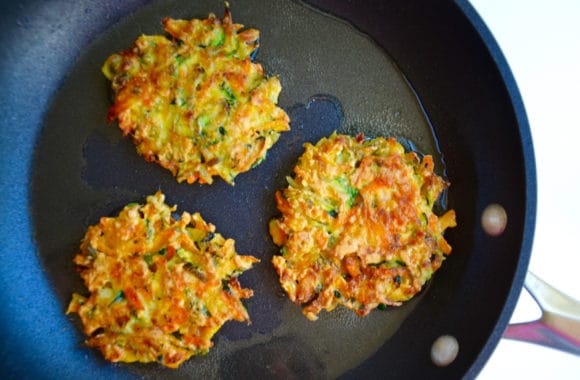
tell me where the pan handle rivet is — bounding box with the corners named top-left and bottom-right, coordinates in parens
top-left (481, 203), bottom-right (507, 236)
top-left (431, 335), bottom-right (459, 367)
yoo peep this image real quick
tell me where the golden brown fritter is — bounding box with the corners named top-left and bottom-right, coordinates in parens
top-left (67, 191), bottom-right (259, 368)
top-left (102, 4), bottom-right (290, 184)
top-left (269, 133), bottom-right (456, 320)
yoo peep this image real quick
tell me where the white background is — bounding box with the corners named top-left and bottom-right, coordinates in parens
top-left (469, 0), bottom-right (580, 378)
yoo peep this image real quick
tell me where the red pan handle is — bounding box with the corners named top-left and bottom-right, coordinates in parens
top-left (504, 272), bottom-right (580, 356)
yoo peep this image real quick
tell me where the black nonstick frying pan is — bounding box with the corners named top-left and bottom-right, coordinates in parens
top-left (0, 0), bottom-right (536, 378)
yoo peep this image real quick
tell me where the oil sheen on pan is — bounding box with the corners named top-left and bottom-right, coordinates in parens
top-left (31, 0), bottom-right (449, 378)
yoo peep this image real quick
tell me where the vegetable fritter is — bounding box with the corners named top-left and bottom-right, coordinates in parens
top-left (269, 133), bottom-right (456, 321)
top-left (67, 192), bottom-right (259, 368)
top-left (102, 4), bottom-right (290, 184)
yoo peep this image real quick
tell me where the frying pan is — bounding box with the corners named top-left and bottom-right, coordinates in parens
top-left (0, 0), bottom-right (536, 378)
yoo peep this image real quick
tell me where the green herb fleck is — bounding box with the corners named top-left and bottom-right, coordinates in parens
top-left (210, 29), bottom-right (226, 47)
top-left (201, 231), bottom-right (215, 243)
top-left (145, 219), bottom-right (153, 239)
top-left (395, 259), bottom-right (406, 267)
top-left (197, 114), bottom-right (210, 128)
top-left (201, 305), bottom-right (211, 317)
top-left (333, 177), bottom-right (359, 207)
top-left (221, 82), bottom-right (236, 106)
top-left (87, 245), bottom-right (98, 257)
top-left (144, 253), bottom-right (154, 266)
top-left (109, 290), bottom-right (125, 306)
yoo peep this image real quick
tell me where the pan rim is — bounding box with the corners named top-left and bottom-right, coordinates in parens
top-left (455, 0), bottom-right (536, 377)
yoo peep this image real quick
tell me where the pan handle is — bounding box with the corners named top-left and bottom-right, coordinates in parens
top-left (504, 272), bottom-right (580, 355)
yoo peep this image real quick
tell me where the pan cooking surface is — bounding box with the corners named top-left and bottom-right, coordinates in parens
top-left (31, 0), bottom-right (447, 377)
